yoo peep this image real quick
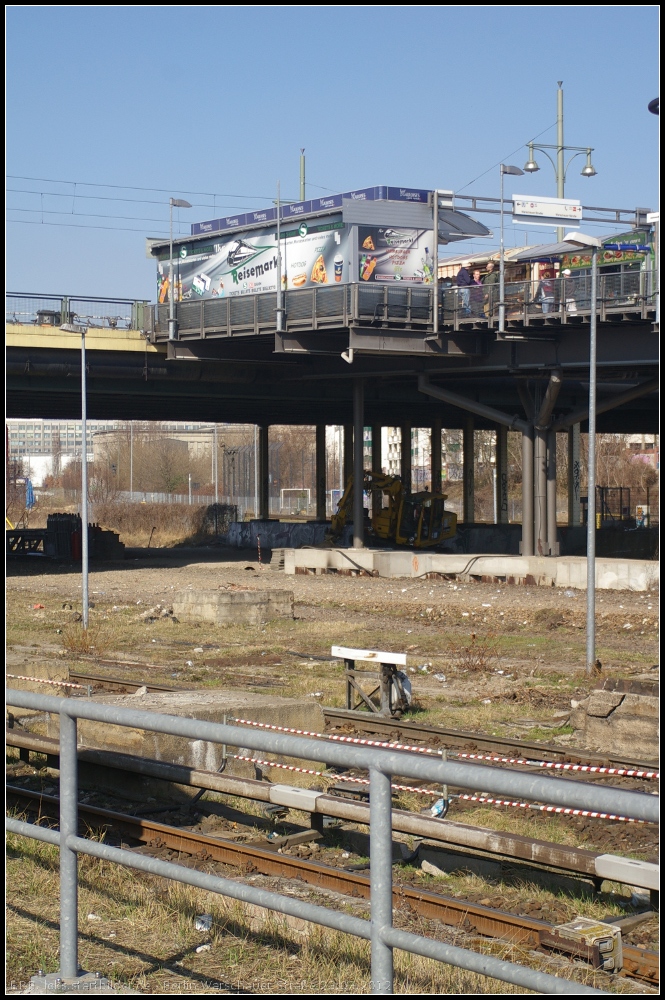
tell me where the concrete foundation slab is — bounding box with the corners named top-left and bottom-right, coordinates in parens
top-left (22, 690), bottom-right (324, 780)
top-left (172, 588), bottom-right (294, 623)
top-left (277, 548), bottom-right (659, 590)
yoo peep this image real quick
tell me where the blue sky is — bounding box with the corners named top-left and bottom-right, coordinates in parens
top-left (6, 5), bottom-right (659, 300)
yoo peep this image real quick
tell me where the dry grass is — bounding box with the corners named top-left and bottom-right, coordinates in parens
top-left (7, 830), bottom-right (646, 995)
top-left (60, 620), bottom-right (114, 657)
top-left (445, 631), bottom-right (500, 672)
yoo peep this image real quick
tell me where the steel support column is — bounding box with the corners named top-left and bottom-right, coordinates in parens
top-left (547, 429), bottom-right (559, 554)
top-left (567, 423), bottom-right (581, 525)
top-left (534, 428), bottom-right (547, 555)
top-left (431, 418), bottom-right (442, 493)
top-left (371, 423), bottom-right (382, 519)
top-left (495, 424), bottom-right (508, 524)
top-left (344, 424), bottom-right (353, 488)
top-left (400, 423), bottom-right (412, 495)
top-left (353, 381), bottom-right (365, 549)
top-left (521, 425), bottom-right (534, 556)
top-left (258, 425), bottom-right (269, 520)
top-left (463, 416), bottom-right (474, 524)
top-left (316, 424), bottom-right (327, 521)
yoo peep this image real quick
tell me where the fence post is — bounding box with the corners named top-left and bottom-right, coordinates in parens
top-left (59, 711), bottom-right (79, 978)
top-left (370, 767), bottom-right (393, 994)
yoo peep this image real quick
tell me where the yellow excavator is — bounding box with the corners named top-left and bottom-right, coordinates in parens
top-left (328, 471), bottom-right (457, 548)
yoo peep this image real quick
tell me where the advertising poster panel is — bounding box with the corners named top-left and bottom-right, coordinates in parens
top-left (157, 216), bottom-right (351, 301)
top-left (357, 227), bottom-right (434, 284)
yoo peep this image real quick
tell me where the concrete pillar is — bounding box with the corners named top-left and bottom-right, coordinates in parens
top-left (547, 429), bottom-right (558, 554)
top-left (315, 424), bottom-right (326, 521)
top-left (258, 425), bottom-right (269, 519)
top-left (463, 416), bottom-right (474, 523)
top-left (534, 428), bottom-right (548, 555)
top-left (353, 381), bottom-right (365, 548)
top-left (343, 424), bottom-right (353, 487)
top-left (521, 424), bottom-right (534, 555)
top-left (567, 423), bottom-right (581, 525)
top-left (371, 423), bottom-right (382, 518)
top-left (400, 423), bottom-right (412, 494)
top-left (431, 418), bottom-right (442, 493)
top-left (495, 424), bottom-right (509, 524)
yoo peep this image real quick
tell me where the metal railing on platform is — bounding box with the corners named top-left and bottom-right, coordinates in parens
top-left (6, 688), bottom-right (657, 994)
top-left (145, 270), bottom-right (657, 340)
top-left (6, 293), bottom-right (149, 331)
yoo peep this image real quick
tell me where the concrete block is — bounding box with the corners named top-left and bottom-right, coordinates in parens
top-left (172, 588), bottom-right (293, 624)
top-left (594, 855), bottom-right (659, 891)
top-left (585, 691), bottom-right (625, 718)
top-left (571, 685), bottom-right (659, 757)
top-left (269, 784), bottom-right (322, 812)
top-left (36, 690), bottom-right (324, 777)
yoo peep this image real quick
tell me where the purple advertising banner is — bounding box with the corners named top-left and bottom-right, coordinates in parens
top-left (191, 185), bottom-right (432, 237)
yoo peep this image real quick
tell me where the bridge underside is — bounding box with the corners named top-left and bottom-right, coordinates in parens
top-left (6, 316), bottom-right (658, 431)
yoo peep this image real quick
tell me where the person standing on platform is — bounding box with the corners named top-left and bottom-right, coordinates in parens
top-left (482, 259), bottom-right (499, 318)
top-left (456, 260), bottom-right (473, 317)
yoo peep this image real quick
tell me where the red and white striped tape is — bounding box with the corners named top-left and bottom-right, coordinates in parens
top-left (231, 717), bottom-right (658, 781)
top-left (457, 752), bottom-right (659, 781)
top-left (232, 753), bottom-right (440, 797)
top-left (230, 752), bottom-right (647, 822)
top-left (452, 792), bottom-right (645, 824)
top-left (6, 673), bottom-right (88, 691)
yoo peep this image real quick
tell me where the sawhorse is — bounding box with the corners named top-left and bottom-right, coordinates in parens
top-left (331, 645), bottom-right (409, 718)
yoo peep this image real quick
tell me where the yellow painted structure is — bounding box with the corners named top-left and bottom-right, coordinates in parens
top-left (5, 324), bottom-right (166, 354)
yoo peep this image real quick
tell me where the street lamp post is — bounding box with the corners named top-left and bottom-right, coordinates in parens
top-left (499, 165), bottom-right (524, 334)
top-left (169, 197), bottom-right (192, 341)
top-left (523, 82), bottom-right (597, 241)
top-left (60, 322), bottom-right (90, 628)
top-left (564, 231), bottom-right (602, 676)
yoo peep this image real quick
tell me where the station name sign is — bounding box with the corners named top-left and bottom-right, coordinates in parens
top-left (512, 194), bottom-right (582, 228)
top-left (191, 186), bottom-right (431, 237)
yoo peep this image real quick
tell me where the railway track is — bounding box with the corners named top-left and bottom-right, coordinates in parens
top-left (323, 708), bottom-right (658, 772)
top-left (62, 670), bottom-right (657, 772)
top-left (7, 785), bottom-right (658, 986)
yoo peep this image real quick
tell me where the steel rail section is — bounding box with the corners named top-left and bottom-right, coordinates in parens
top-left (6, 792), bottom-right (657, 987)
top-left (5, 732), bottom-right (653, 886)
top-left (323, 709), bottom-right (658, 771)
top-left (6, 690), bottom-right (658, 821)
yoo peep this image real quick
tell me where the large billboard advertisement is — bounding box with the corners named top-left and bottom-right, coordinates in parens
top-left (357, 226), bottom-right (434, 284)
top-left (157, 216), bottom-right (351, 301)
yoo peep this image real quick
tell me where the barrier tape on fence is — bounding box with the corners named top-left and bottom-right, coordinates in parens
top-left (6, 673), bottom-right (88, 691)
top-left (452, 793), bottom-right (646, 824)
top-left (231, 716), bottom-right (657, 780)
top-left (457, 752), bottom-right (659, 781)
top-left (232, 717), bottom-right (435, 756)
top-left (233, 754), bottom-right (437, 797)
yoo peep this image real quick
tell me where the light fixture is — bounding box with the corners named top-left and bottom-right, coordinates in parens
top-left (563, 231), bottom-right (601, 677)
top-left (580, 150), bottom-right (597, 178)
top-left (60, 321), bottom-right (90, 629)
top-left (169, 197), bottom-right (193, 342)
top-left (523, 143), bottom-right (540, 173)
top-left (499, 164), bottom-right (524, 334)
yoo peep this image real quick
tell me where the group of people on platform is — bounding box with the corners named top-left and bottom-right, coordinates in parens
top-left (440, 261), bottom-right (577, 317)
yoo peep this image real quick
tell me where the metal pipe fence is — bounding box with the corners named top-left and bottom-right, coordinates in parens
top-left (6, 293), bottom-right (149, 331)
top-left (7, 688), bottom-right (657, 994)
